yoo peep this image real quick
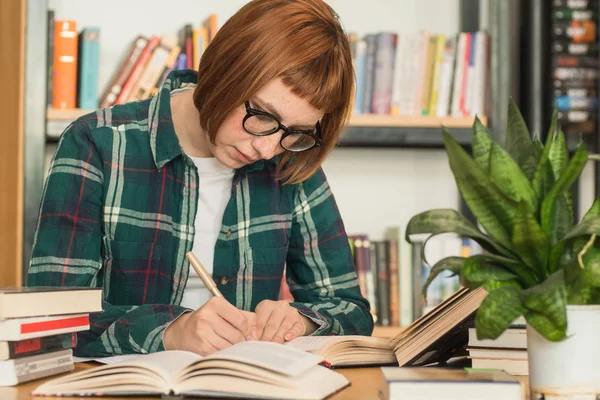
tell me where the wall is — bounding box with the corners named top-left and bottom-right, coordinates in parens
top-left (46, 0), bottom-right (595, 241)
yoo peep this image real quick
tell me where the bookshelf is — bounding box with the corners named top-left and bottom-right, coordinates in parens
top-left (0, 0), bottom-right (25, 287)
top-left (46, 107), bottom-right (487, 148)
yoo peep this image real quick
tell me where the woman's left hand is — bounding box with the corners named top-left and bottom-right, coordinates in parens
top-left (254, 300), bottom-right (317, 343)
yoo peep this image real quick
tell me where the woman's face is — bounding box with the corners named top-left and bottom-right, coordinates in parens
top-left (209, 78), bottom-right (324, 169)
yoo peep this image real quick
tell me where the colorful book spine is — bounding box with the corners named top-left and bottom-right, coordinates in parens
top-left (77, 27), bottom-right (100, 109)
top-left (52, 20), bottom-right (78, 109)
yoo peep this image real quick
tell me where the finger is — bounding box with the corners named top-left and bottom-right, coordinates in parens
top-left (192, 327), bottom-right (220, 356)
top-left (255, 305), bottom-right (274, 340)
top-left (206, 328), bottom-right (235, 351)
top-left (212, 315), bottom-right (248, 344)
top-left (212, 298), bottom-right (251, 337)
top-left (284, 322), bottom-right (305, 342)
top-left (272, 316), bottom-right (296, 344)
top-left (240, 311), bottom-right (258, 340)
top-left (261, 307), bottom-right (287, 342)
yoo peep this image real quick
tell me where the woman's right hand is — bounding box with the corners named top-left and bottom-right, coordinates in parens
top-left (162, 297), bottom-right (257, 355)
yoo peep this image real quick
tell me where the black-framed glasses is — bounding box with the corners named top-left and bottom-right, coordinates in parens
top-left (242, 101), bottom-right (322, 152)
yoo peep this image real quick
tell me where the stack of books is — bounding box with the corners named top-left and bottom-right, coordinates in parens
top-left (467, 317), bottom-right (528, 376)
top-left (0, 287), bottom-right (103, 386)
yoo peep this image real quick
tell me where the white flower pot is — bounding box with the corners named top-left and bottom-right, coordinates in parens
top-left (527, 305), bottom-right (600, 399)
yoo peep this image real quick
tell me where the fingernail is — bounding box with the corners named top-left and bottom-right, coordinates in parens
top-left (246, 335), bottom-right (254, 341)
top-left (284, 333), bottom-right (293, 341)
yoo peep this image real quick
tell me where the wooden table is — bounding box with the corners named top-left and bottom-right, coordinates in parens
top-left (0, 363), bottom-right (530, 400)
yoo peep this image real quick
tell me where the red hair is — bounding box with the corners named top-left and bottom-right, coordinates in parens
top-left (193, 0), bottom-right (354, 184)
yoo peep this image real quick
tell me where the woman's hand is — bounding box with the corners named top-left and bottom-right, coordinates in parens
top-left (254, 300), bottom-right (317, 343)
top-left (163, 297), bottom-right (257, 355)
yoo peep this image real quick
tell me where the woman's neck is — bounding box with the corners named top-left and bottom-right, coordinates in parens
top-left (170, 89), bottom-right (214, 158)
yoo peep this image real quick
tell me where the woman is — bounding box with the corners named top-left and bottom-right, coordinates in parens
top-left (28, 0), bottom-right (373, 357)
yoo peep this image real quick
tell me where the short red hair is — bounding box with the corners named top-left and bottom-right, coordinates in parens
top-left (193, 0), bottom-right (354, 184)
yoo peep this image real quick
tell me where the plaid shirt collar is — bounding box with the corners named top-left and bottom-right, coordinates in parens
top-left (149, 69), bottom-right (267, 175)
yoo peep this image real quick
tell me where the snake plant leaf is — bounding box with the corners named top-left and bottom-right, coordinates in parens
top-left (525, 311), bottom-right (567, 341)
top-left (548, 129), bottom-right (569, 181)
top-left (532, 109), bottom-right (558, 203)
top-left (578, 241), bottom-right (600, 287)
top-left (489, 142), bottom-right (537, 212)
top-left (443, 129), bottom-right (519, 249)
top-left (421, 256), bottom-right (465, 304)
top-left (475, 286), bottom-right (525, 340)
top-left (562, 216), bottom-right (600, 242)
top-left (405, 208), bottom-right (514, 258)
top-left (519, 140), bottom-right (543, 182)
top-left (505, 98), bottom-right (534, 171)
top-left (462, 255), bottom-right (518, 283)
top-left (512, 201), bottom-right (550, 277)
top-left (541, 140), bottom-right (588, 245)
top-left (481, 279), bottom-right (522, 292)
top-left (573, 197), bottom-right (600, 253)
top-left (469, 253), bottom-right (538, 288)
top-left (521, 269), bottom-right (567, 341)
top-left (472, 116), bottom-right (494, 173)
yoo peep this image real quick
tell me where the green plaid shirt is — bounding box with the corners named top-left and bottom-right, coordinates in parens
top-left (27, 69), bottom-right (373, 357)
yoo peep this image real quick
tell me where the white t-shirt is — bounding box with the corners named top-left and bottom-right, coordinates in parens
top-left (179, 156), bottom-right (234, 309)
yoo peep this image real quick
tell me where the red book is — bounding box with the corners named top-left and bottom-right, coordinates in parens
top-left (0, 314), bottom-right (90, 341)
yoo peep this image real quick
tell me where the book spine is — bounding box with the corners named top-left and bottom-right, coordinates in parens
top-left (99, 36), bottom-right (149, 108)
top-left (428, 34), bottom-right (446, 116)
top-left (115, 36), bottom-right (160, 104)
top-left (554, 9), bottom-right (597, 20)
top-left (0, 314), bottom-right (90, 341)
top-left (372, 32), bottom-right (397, 115)
top-left (387, 239), bottom-right (400, 327)
top-left (411, 241), bottom-right (424, 320)
top-left (552, 20), bottom-right (597, 41)
top-left (552, 40), bottom-right (599, 55)
top-left (553, 0), bottom-right (598, 7)
top-left (362, 34), bottom-right (376, 113)
top-left (420, 35), bottom-right (438, 115)
top-left (353, 38), bottom-right (367, 114)
top-left (369, 242), bottom-right (379, 324)
top-left (51, 20), bottom-right (78, 109)
top-left (435, 36), bottom-right (457, 117)
top-left (375, 241), bottom-right (390, 326)
top-left (77, 27), bottom-right (101, 109)
top-left (1, 333), bottom-right (76, 360)
top-left (176, 53), bottom-right (187, 70)
top-left (4, 349), bottom-right (73, 385)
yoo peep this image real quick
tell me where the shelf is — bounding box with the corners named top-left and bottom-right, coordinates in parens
top-left (46, 108), bottom-right (485, 147)
top-left (372, 325), bottom-right (404, 338)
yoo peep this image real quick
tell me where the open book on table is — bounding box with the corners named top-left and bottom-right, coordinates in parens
top-left (32, 341), bottom-right (349, 399)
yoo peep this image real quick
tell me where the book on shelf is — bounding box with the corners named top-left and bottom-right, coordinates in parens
top-left (32, 341), bottom-right (350, 399)
top-left (380, 367), bottom-right (522, 400)
top-left (0, 349), bottom-right (74, 387)
top-left (0, 333), bottom-right (76, 361)
top-left (47, 13), bottom-right (219, 110)
top-left (348, 29), bottom-right (489, 119)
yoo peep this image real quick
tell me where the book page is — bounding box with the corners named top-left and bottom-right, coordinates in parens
top-left (204, 341), bottom-right (322, 377)
top-left (73, 355), bottom-right (139, 364)
top-left (124, 351), bottom-right (202, 383)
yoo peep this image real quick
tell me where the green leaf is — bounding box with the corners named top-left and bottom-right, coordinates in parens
top-left (520, 141), bottom-right (543, 182)
top-left (489, 142), bottom-right (537, 212)
top-left (525, 311), bottom-right (567, 341)
top-left (521, 269), bottom-right (567, 341)
top-left (405, 208), bottom-right (514, 258)
top-left (512, 201), bottom-right (549, 277)
top-left (467, 253), bottom-right (538, 288)
top-left (561, 216), bottom-right (600, 242)
top-left (443, 129), bottom-right (519, 249)
top-left (482, 279), bottom-right (522, 292)
top-left (579, 241), bottom-right (600, 287)
top-left (541, 140), bottom-right (588, 245)
top-left (548, 129), bottom-right (569, 181)
top-left (462, 255), bottom-right (518, 283)
top-left (532, 109), bottom-right (558, 203)
top-left (472, 117), bottom-right (494, 173)
top-left (475, 286), bottom-right (525, 340)
top-left (421, 256), bottom-right (465, 303)
top-left (505, 98), bottom-right (533, 169)
top-left (574, 197), bottom-right (600, 252)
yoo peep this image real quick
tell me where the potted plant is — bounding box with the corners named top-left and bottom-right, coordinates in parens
top-left (405, 100), bottom-right (600, 398)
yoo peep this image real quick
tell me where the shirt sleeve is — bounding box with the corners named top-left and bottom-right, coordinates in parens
top-left (286, 168), bottom-right (374, 336)
top-left (26, 120), bottom-right (190, 357)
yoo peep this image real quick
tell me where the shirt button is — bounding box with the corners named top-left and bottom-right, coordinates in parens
top-left (226, 229), bottom-right (232, 239)
top-left (219, 276), bottom-right (229, 285)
